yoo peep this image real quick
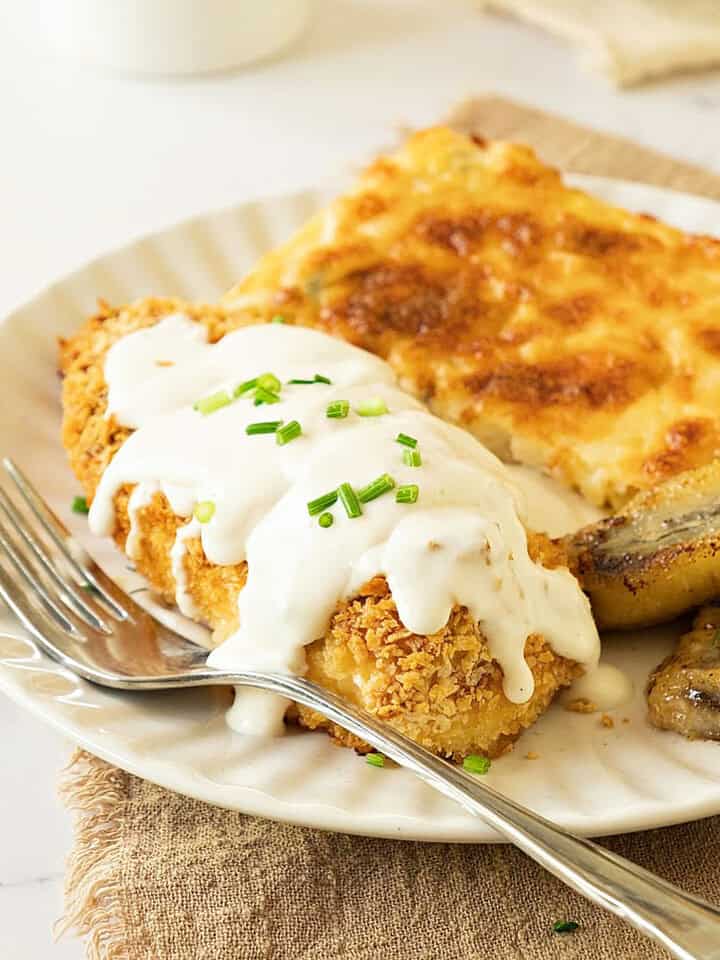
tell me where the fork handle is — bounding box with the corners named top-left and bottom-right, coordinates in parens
top-left (225, 671), bottom-right (720, 960)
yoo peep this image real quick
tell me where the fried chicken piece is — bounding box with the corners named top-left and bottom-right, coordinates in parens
top-left (647, 605), bottom-right (720, 741)
top-left (60, 297), bottom-right (580, 760)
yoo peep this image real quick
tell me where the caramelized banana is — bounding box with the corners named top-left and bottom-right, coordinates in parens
top-left (565, 460), bottom-right (720, 630)
top-left (647, 605), bottom-right (720, 741)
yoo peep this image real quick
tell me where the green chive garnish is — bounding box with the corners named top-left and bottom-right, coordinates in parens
top-left (288, 374), bottom-right (333, 385)
top-left (253, 386), bottom-right (281, 406)
top-left (366, 753), bottom-right (384, 768)
top-left (462, 755), bottom-right (491, 775)
top-left (194, 390), bottom-right (231, 415)
top-left (396, 433), bottom-right (418, 449)
top-left (234, 377), bottom-right (258, 398)
top-left (326, 400), bottom-right (349, 419)
top-left (403, 448), bottom-right (422, 468)
top-left (395, 484), bottom-right (419, 504)
top-left (256, 372), bottom-right (282, 394)
top-left (338, 482), bottom-right (362, 519)
top-left (194, 501), bottom-right (215, 523)
top-left (307, 490), bottom-right (338, 516)
top-left (318, 512), bottom-right (334, 528)
top-left (358, 473), bottom-right (395, 504)
top-left (271, 315), bottom-right (286, 324)
top-left (553, 921), bottom-right (579, 935)
top-left (276, 420), bottom-right (302, 445)
top-left (71, 495), bottom-right (89, 515)
top-left (246, 421), bottom-right (281, 436)
top-left (356, 397), bottom-right (389, 417)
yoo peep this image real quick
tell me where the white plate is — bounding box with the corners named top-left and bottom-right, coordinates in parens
top-left (2, 175), bottom-right (720, 843)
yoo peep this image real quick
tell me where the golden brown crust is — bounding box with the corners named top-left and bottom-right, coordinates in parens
top-left (223, 126), bottom-right (720, 507)
top-left (60, 297), bottom-right (579, 760)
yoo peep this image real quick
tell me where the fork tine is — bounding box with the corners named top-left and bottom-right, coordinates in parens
top-left (3, 458), bottom-right (128, 621)
top-left (0, 524), bottom-right (85, 638)
top-left (0, 487), bottom-right (111, 634)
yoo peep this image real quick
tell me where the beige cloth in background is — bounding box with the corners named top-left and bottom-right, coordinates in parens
top-left (60, 97), bottom-right (720, 960)
top-left (481, 0), bottom-right (720, 87)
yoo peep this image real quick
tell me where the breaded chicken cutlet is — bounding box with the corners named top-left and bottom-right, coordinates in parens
top-left (223, 127), bottom-right (720, 509)
top-left (60, 296), bottom-right (581, 760)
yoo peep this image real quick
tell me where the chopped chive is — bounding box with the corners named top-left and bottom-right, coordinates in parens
top-left (287, 374), bottom-right (332, 385)
top-left (307, 490), bottom-right (338, 516)
top-left (358, 473), bottom-right (395, 504)
top-left (194, 390), bottom-right (231, 415)
top-left (288, 378), bottom-right (316, 385)
top-left (253, 386), bottom-right (281, 406)
top-left (318, 512), bottom-right (334, 528)
top-left (396, 432), bottom-right (418, 449)
top-left (553, 921), bottom-right (579, 935)
top-left (356, 396), bottom-right (389, 417)
top-left (403, 448), bottom-right (422, 468)
top-left (326, 400), bottom-right (350, 419)
top-left (338, 482), bottom-right (362, 519)
top-left (314, 373), bottom-right (332, 385)
top-left (256, 372), bottom-right (282, 393)
top-left (276, 420), bottom-right (302, 445)
top-left (271, 314), bottom-right (286, 324)
top-left (396, 484), bottom-right (419, 504)
top-left (246, 421), bottom-right (281, 436)
top-left (366, 753), bottom-right (385, 768)
top-left (462, 754), bottom-right (491, 775)
top-left (233, 377), bottom-right (258, 398)
top-left (194, 501), bottom-right (215, 524)
top-left (71, 495), bottom-right (89, 515)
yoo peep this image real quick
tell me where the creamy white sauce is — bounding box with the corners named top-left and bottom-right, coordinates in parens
top-left (561, 662), bottom-right (634, 712)
top-left (91, 317), bottom-right (600, 734)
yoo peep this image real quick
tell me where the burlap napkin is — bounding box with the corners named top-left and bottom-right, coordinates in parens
top-left (59, 97), bottom-right (720, 960)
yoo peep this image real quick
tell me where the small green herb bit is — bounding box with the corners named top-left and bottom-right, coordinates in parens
top-left (314, 373), bottom-right (332, 385)
top-left (233, 377), bottom-right (258, 398)
top-left (318, 512), bottom-right (334, 528)
top-left (288, 373), bottom-right (332, 386)
top-left (553, 921), bottom-right (579, 935)
top-left (396, 484), bottom-right (419, 504)
top-left (307, 490), bottom-right (339, 516)
top-left (270, 315), bottom-right (286, 324)
top-left (338, 482), bottom-right (362, 519)
top-left (462, 754), bottom-right (491, 775)
top-left (246, 421), bottom-right (281, 436)
top-left (326, 400), bottom-right (349, 419)
top-left (356, 396), bottom-right (388, 417)
top-left (358, 473), bottom-right (395, 504)
top-left (403, 448), bottom-right (422, 468)
top-left (256, 372), bottom-right (282, 394)
top-left (194, 501), bottom-right (215, 524)
top-left (253, 386), bottom-right (281, 406)
top-left (194, 390), bottom-right (231, 415)
top-left (276, 420), bottom-right (302, 445)
top-left (366, 753), bottom-right (384, 768)
top-left (395, 432), bottom-right (418, 449)
top-left (71, 495), bottom-right (89, 515)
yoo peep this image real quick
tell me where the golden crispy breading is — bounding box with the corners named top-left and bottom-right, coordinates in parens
top-left (60, 298), bottom-right (579, 760)
top-left (222, 127), bottom-right (720, 508)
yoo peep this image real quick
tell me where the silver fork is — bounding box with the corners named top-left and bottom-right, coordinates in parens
top-left (0, 459), bottom-right (719, 960)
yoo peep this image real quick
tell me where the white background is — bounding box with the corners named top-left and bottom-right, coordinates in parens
top-left (3, 1), bottom-right (720, 956)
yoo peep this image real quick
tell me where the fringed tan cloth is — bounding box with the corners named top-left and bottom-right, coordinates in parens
top-left (59, 98), bottom-right (720, 960)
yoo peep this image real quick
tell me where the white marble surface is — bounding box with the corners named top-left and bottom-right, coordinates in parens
top-left (3, 1), bottom-right (720, 956)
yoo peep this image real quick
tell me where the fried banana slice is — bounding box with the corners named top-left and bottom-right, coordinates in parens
top-left (647, 605), bottom-right (720, 741)
top-left (565, 460), bottom-right (720, 630)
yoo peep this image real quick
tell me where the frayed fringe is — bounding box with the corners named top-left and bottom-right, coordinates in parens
top-left (56, 750), bottom-right (131, 960)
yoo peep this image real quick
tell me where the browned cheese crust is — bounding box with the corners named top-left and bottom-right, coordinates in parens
top-left (60, 298), bottom-right (579, 760)
top-left (223, 127), bottom-right (720, 508)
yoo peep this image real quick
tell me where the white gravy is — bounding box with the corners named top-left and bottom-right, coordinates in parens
top-left (91, 316), bottom-right (601, 734)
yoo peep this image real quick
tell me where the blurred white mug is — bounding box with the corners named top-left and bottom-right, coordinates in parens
top-left (38, 0), bottom-right (312, 74)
